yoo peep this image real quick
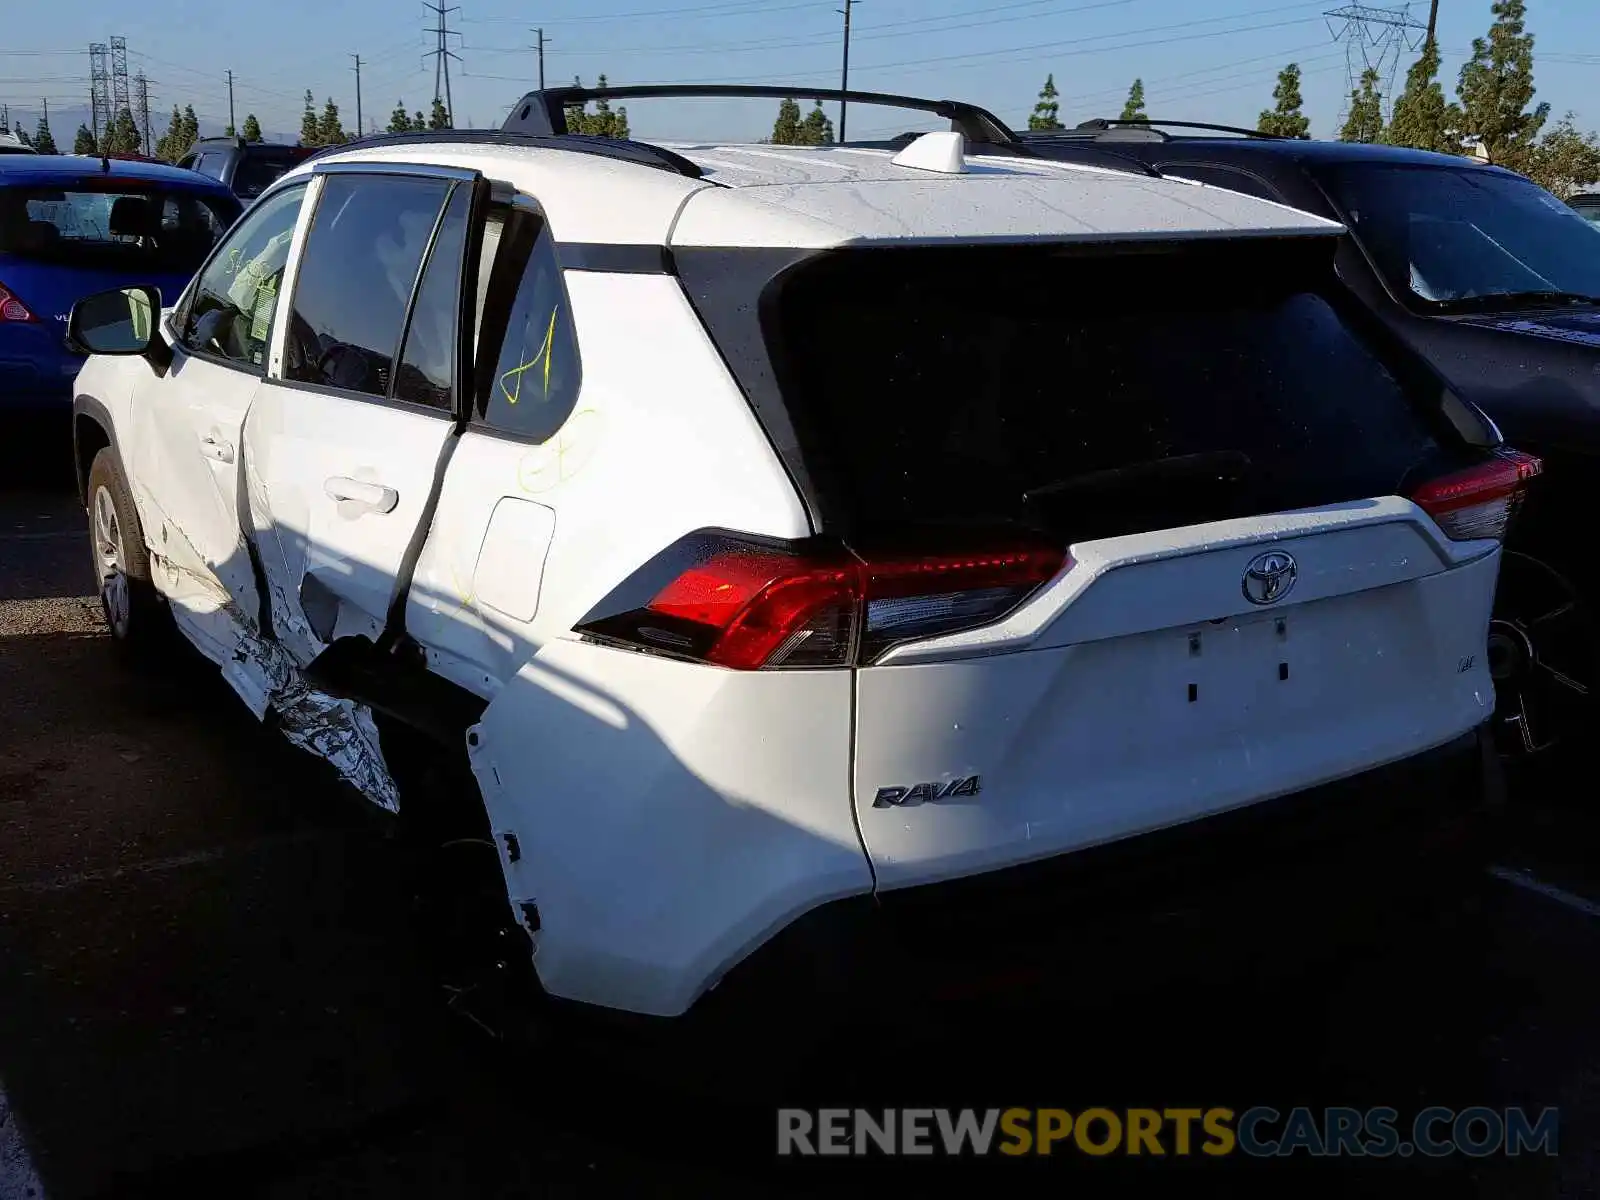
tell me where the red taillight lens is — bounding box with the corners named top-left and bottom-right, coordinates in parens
top-left (1408, 448), bottom-right (1542, 541)
top-left (580, 536), bottom-right (1070, 670)
top-left (0, 281), bottom-right (36, 323)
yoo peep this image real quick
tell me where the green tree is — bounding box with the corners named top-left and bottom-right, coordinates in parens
top-left (1386, 36), bottom-right (1464, 154)
top-left (180, 105), bottom-right (199, 151)
top-left (33, 114), bottom-right (57, 155)
top-left (1524, 114), bottom-right (1600, 200)
top-left (770, 97), bottom-right (803, 144)
top-left (1457, 0), bottom-right (1547, 171)
top-left (1028, 73), bottom-right (1063, 131)
top-left (15, 128), bottom-right (31, 147)
top-left (428, 96), bottom-right (451, 130)
top-left (104, 107), bottom-right (142, 155)
top-left (1119, 78), bottom-right (1147, 122)
top-left (1339, 67), bottom-right (1386, 143)
top-left (798, 101), bottom-right (835, 146)
top-left (224, 123), bottom-right (235, 138)
top-left (154, 106), bottom-right (183, 161)
top-left (318, 98), bottom-right (347, 145)
top-left (241, 113), bottom-right (262, 142)
top-left (299, 90), bottom-right (320, 146)
top-left (387, 101), bottom-right (413, 133)
top-left (414, 110), bottom-right (426, 131)
top-left (73, 123), bottom-right (96, 155)
top-left (1258, 62), bottom-right (1311, 138)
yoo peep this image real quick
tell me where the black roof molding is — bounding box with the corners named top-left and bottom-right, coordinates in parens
top-left (299, 128), bottom-right (706, 178)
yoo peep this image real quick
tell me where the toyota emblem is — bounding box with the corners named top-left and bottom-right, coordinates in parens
top-left (1242, 550), bottom-right (1298, 606)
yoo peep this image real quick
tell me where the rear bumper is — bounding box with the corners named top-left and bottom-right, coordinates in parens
top-left (695, 725), bottom-right (1500, 1022)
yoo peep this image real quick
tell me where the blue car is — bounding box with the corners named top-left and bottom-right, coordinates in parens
top-left (1, 155), bottom-right (241, 414)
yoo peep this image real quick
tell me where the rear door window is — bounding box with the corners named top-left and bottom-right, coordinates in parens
top-left (0, 184), bottom-right (239, 273)
top-left (771, 240), bottom-right (1449, 542)
top-left (282, 172), bottom-right (453, 398)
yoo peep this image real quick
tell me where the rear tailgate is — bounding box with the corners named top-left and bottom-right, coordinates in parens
top-left (853, 501), bottom-right (1498, 888)
top-left (758, 236), bottom-right (1507, 889)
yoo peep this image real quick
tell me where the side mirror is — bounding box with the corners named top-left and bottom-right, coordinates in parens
top-left (68, 285), bottom-right (172, 371)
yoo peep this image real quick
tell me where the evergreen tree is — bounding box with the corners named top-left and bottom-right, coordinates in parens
top-left (299, 90), bottom-right (320, 146)
top-left (1339, 68), bottom-right (1386, 143)
top-left (15, 129), bottom-right (31, 147)
top-left (154, 106), bottom-right (183, 161)
top-left (242, 113), bottom-right (263, 142)
top-left (224, 123), bottom-right (235, 138)
top-left (1258, 63), bottom-right (1311, 138)
top-left (387, 101), bottom-right (413, 133)
top-left (73, 124), bottom-right (96, 155)
top-left (104, 107), bottom-right (142, 155)
top-left (1457, 0), bottom-right (1547, 171)
top-left (318, 98), bottom-right (346, 145)
top-left (428, 96), bottom-right (451, 130)
top-left (585, 75), bottom-right (627, 137)
top-left (179, 105), bottom-right (199, 151)
top-left (414, 110), bottom-right (426, 131)
top-left (1028, 74), bottom-right (1063, 131)
top-left (1386, 36), bottom-right (1464, 154)
top-left (798, 101), bottom-right (835, 146)
top-left (1525, 114), bottom-right (1600, 199)
top-left (33, 115), bottom-right (57, 155)
top-left (771, 97), bottom-right (803, 144)
top-left (1119, 78), bottom-right (1148, 122)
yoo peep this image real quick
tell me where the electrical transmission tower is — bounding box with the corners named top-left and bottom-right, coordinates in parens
top-left (88, 42), bottom-right (111, 146)
top-left (110, 36), bottom-right (131, 125)
top-left (424, 3), bottom-right (461, 127)
top-left (1325, 4), bottom-right (1429, 122)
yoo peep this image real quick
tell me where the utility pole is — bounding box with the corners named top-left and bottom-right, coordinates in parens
top-left (226, 69), bottom-right (236, 134)
top-left (424, 2), bottom-right (461, 127)
top-left (134, 73), bottom-right (151, 154)
top-left (533, 27), bottom-right (549, 89)
top-left (351, 55), bottom-right (363, 136)
top-left (837, 0), bottom-right (855, 143)
top-left (1426, 0), bottom-right (1439, 43)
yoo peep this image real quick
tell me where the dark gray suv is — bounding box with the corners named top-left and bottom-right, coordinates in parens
top-left (177, 137), bottom-right (315, 201)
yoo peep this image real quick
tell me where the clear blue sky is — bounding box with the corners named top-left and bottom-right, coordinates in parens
top-left (1, 0), bottom-right (1593, 145)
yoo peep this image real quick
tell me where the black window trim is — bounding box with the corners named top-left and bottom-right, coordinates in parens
top-left (389, 178), bottom-right (466, 414)
top-left (1156, 159), bottom-right (1288, 205)
top-left (169, 178), bottom-right (312, 378)
top-left (463, 191), bottom-right (587, 447)
top-left (273, 162), bottom-right (482, 417)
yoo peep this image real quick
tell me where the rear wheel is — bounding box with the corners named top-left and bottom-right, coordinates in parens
top-left (86, 448), bottom-right (171, 658)
top-left (1488, 549), bottom-right (1598, 760)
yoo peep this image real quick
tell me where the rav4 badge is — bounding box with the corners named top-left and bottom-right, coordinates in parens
top-left (873, 776), bottom-right (982, 808)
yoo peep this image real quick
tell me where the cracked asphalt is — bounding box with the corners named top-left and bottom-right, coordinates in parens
top-left (4, 430), bottom-right (1600, 1198)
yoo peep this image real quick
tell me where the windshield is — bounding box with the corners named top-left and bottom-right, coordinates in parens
top-left (234, 150), bottom-right (313, 199)
top-left (1320, 163), bottom-right (1600, 310)
top-left (0, 184), bottom-right (239, 273)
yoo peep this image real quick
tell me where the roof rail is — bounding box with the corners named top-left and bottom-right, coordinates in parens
top-left (500, 83), bottom-right (1024, 149)
top-left (297, 127), bottom-right (706, 178)
top-left (1066, 118), bottom-right (1300, 142)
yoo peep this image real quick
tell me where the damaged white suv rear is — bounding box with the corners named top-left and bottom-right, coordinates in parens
top-left (68, 86), bottom-right (1530, 1041)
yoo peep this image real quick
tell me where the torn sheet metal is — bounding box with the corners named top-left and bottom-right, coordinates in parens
top-left (236, 623), bottom-right (401, 814)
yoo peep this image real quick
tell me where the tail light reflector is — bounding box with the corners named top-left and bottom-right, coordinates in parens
top-left (0, 281), bottom-right (35, 323)
top-left (577, 536), bottom-right (1068, 670)
top-left (1408, 448), bottom-right (1542, 541)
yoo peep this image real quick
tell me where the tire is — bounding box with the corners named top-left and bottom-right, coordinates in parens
top-left (85, 447), bottom-right (171, 659)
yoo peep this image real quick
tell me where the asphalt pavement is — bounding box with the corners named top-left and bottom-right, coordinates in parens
top-left (4, 436), bottom-right (1600, 1198)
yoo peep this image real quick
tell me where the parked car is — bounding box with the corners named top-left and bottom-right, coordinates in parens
top-left (67, 84), bottom-right (1524, 1057)
top-left (1571, 192), bottom-right (1600, 228)
top-left (1, 154), bottom-right (241, 416)
top-left (1018, 120), bottom-right (1600, 759)
top-left (177, 136), bottom-right (317, 202)
top-left (0, 130), bottom-right (37, 155)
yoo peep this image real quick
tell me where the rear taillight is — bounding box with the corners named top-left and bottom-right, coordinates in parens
top-left (577, 535), bottom-right (1069, 670)
top-left (0, 281), bottom-right (36, 323)
top-left (1408, 448), bottom-right (1542, 541)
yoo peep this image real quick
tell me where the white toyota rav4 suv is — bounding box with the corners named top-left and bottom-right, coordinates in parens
top-left (67, 86), bottom-right (1531, 1035)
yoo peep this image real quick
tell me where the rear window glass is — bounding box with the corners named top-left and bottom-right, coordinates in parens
top-left (0, 185), bottom-right (238, 273)
top-left (773, 241), bottom-right (1447, 542)
top-left (235, 151), bottom-right (312, 199)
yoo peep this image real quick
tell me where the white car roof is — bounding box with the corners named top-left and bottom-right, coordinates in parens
top-left (289, 136), bottom-right (1344, 250)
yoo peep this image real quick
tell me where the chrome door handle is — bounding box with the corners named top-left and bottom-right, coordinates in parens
top-left (199, 434), bottom-right (234, 463)
top-left (324, 476), bottom-right (399, 514)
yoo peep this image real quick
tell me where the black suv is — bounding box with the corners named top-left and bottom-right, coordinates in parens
top-left (1014, 120), bottom-right (1600, 760)
top-left (1572, 192), bottom-right (1600, 229)
top-left (176, 136), bottom-right (315, 201)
